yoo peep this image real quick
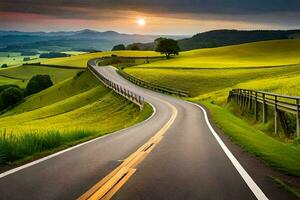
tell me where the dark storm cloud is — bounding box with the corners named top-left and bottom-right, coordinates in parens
top-left (1, 0), bottom-right (300, 24)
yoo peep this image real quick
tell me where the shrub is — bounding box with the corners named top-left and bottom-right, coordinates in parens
top-left (112, 44), bottom-right (126, 51)
top-left (1, 64), bottom-right (8, 68)
top-left (74, 71), bottom-right (84, 79)
top-left (126, 43), bottom-right (140, 50)
top-left (0, 84), bottom-right (20, 93)
top-left (25, 75), bottom-right (53, 96)
top-left (0, 87), bottom-right (24, 110)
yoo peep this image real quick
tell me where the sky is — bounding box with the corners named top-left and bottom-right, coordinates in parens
top-left (0, 0), bottom-right (300, 35)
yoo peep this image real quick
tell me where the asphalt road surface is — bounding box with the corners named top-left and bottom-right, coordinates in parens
top-left (0, 61), bottom-right (293, 200)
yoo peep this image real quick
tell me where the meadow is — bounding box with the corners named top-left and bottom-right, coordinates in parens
top-left (42, 50), bottom-right (161, 67)
top-left (134, 39), bottom-right (300, 69)
top-left (123, 39), bottom-right (300, 175)
top-left (0, 51), bottom-right (87, 68)
top-left (0, 64), bottom-right (81, 85)
top-left (0, 53), bottom-right (39, 67)
top-left (0, 67), bottom-right (152, 165)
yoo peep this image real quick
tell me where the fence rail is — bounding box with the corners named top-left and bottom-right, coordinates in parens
top-left (228, 88), bottom-right (300, 137)
top-left (87, 60), bottom-right (144, 110)
top-left (118, 70), bottom-right (190, 97)
top-left (93, 56), bottom-right (189, 97)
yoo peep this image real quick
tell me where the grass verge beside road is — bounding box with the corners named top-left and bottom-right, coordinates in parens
top-left (201, 101), bottom-right (300, 176)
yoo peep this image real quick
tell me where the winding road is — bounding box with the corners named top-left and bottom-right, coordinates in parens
top-left (0, 61), bottom-right (294, 199)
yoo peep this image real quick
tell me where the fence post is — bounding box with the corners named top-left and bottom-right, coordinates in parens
top-left (244, 90), bottom-right (247, 109)
top-left (297, 99), bottom-right (300, 137)
top-left (255, 91), bottom-right (258, 120)
top-left (240, 90), bottom-right (244, 109)
top-left (263, 93), bottom-right (267, 123)
top-left (249, 91), bottom-right (252, 109)
top-left (274, 96), bottom-right (278, 135)
top-left (247, 90), bottom-right (250, 109)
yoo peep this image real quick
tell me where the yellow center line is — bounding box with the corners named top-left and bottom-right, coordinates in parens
top-left (77, 97), bottom-right (178, 200)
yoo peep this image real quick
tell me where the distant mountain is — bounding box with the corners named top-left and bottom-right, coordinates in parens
top-left (0, 29), bottom-right (187, 53)
top-left (128, 29), bottom-right (300, 51)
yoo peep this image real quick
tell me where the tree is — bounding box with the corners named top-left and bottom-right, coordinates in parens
top-left (155, 38), bottom-right (180, 59)
top-left (127, 43), bottom-right (140, 50)
top-left (0, 87), bottom-right (24, 110)
top-left (112, 44), bottom-right (126, 51)
top-left (1, 64), bottom-right (8, 68)
top-left (25, 75), bottom-right (53, 95)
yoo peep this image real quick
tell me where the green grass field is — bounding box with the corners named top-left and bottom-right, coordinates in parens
top-left (43, 50), bottom-right (161, 67)
top-left (0, 67), bottom-right (152, 165)
top-left (0, 54), bottom-right (39, 67)
top-left (202, 101), bottom-right (300, 176)
top-left (0, 70), bottom-right (152, 134)
top-left (123, 39), bottom-right (300, 176)
top-left (0, 75), bottom-right (23, 86)
top-left (135, 39), bottom-right (300, 69)
top-left (0, 64), bottom-right (81, 87)
top-left (125, 64), bottom-right (300, 98)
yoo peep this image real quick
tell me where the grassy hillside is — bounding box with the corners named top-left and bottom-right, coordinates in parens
top-left (122, 40), bottom-right (300, 176)
top-left (0, 70), bottom-right (152, 134)
top-left (0, 76), bottom-right (24, 86)
top-left (135, 39), bottom-right (300, 69)
top-left (0, 54), bottom-right (39, 67)
top-left (0, 65), bottom-right (81, 86)
top-left (125, 64), bottom-right (300, 97)
top-left (0, 70), bottom-right (152, 165)
top-left (42, 51), bottom-right (160, 67)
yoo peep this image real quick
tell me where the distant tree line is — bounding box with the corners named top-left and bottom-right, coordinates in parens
top-left (39, 52), bottom-right (69, 58)
top-left (112, 38), bottom-right (180, 59)
top-left (111, 43), bottom-right (141, 51)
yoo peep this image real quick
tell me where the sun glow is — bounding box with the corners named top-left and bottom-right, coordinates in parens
top-left (137, 18), bottom-right (146, 26)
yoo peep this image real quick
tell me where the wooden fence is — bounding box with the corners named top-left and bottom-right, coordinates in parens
top-left (87, 61), bottom-right (144, 110)
top-left (228, 88), bottom-right (300, 137)
top-left (118, 70), bottom-right (190, 97)
top-left (94, 55), bottom-right (190, 97)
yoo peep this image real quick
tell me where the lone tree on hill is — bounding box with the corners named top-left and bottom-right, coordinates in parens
top-left (155, 38), bottom-right (180, 59)
top-left (112, 44), bottom-right (126, 51)
top-left (25, 75), bottom-right (53, 95)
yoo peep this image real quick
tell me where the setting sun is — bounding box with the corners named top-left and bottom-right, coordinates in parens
top-left (137, 18), bottom-right (146, 26)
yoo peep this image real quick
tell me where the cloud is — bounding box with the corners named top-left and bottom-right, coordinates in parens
top-left (1, 0), bottom-right (300, 17)
top-left (0, 0), bottom-right (299, 32)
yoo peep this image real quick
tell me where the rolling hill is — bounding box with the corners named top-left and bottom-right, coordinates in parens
top-left (0, 70), bottom-right (152, 134)
top-left (135, 39), bottom-right (300, 69)
top-left (42, 50), bottom-right (161, 67)
top-left (0, 69), bottom-right (152, 165)
top-left (0, 64), bottom-right (81, 87)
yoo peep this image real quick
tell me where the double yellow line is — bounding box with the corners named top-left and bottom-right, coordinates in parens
top-left (78, 98), bottom-right (178, 200)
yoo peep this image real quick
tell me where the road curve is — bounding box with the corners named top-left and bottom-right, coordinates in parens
top-left (0, 61), bottom-right (274, 199)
